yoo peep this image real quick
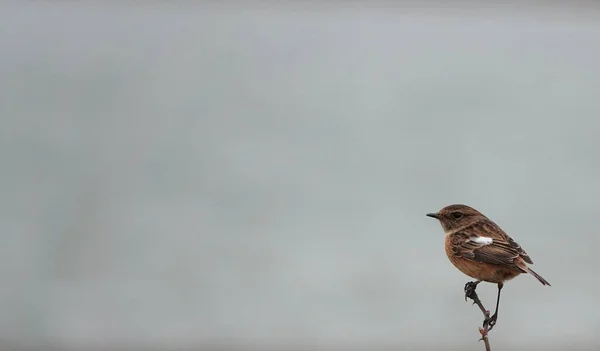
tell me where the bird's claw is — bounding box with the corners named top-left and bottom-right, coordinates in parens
top-left (483, 313), bottom-right (498, 331)
top-left (464, 281), bottom-right (479, 301)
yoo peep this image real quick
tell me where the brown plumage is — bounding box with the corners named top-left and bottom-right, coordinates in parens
top-left (427, 204), bottom-right (550, 329)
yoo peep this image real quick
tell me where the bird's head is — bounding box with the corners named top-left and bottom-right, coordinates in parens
top-left (426, 204), bottom-right (487, 233)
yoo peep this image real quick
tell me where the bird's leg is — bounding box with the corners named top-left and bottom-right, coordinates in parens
top-left (464, 280), bottom-right (481, 301)
top-left (483, 282), bottom-right (503, 331)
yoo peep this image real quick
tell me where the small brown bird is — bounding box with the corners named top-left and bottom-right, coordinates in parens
top-left (427, 204), bottom-right (550, 328)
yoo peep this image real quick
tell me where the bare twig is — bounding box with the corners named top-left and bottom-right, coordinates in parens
top-left (464, 282), bottom-right (492, 351)
top-left (478, 327), bottom-right (491, 351)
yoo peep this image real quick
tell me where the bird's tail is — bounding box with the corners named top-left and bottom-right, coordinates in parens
top-left (526, 267), bottom-right (551, 286)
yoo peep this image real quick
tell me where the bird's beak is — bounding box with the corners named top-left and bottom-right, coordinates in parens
top-left (426, 212), bottom-right (440, 219)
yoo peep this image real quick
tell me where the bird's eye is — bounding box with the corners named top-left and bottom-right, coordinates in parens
top-left (451, 211), bottom-right (463, 219)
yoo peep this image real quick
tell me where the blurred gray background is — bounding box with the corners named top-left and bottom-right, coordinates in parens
top-left (1, 2), bottom-right (599, 350)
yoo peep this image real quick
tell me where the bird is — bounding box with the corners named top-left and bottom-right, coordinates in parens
top-left (426, 204), bottom-right (550, 329)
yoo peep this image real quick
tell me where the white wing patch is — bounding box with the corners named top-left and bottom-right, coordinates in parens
top-left (470, 236), bottom-right (493, 245)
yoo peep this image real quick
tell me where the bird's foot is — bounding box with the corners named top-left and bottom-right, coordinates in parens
top-left (483, 312), bottom-right (498, 331)
top-left (464, 281), bottom-right (480, 302)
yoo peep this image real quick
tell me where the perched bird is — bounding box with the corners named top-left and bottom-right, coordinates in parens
top-left (426, 204), bottom-right (550, 328)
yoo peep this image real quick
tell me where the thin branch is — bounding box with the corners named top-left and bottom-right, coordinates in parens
top-left (478, 326), bottom-right (491, 351)
top-left (464, 282), bottom-right (492, 351)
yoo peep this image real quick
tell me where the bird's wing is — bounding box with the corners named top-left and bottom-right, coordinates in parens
top-left (449, 221), bottom-right (532, 272)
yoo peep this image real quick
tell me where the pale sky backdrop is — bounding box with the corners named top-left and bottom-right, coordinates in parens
top-left (1, 2), bottom-right (599, 350)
